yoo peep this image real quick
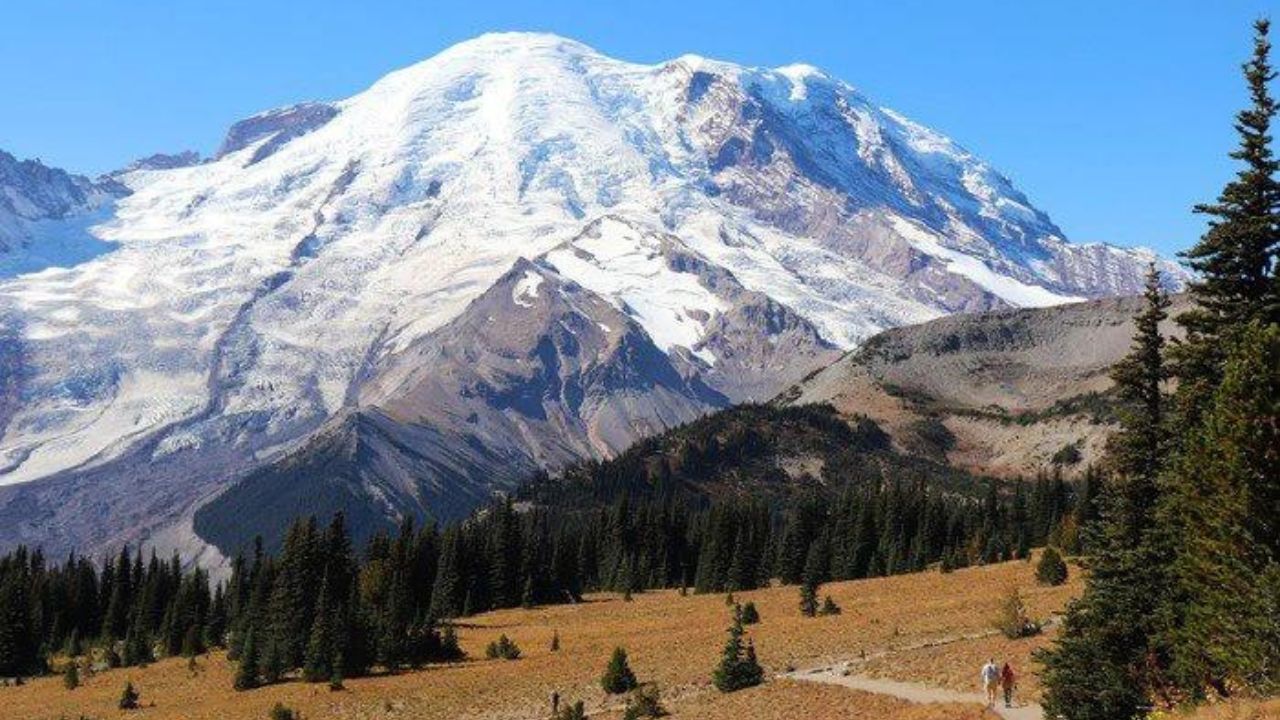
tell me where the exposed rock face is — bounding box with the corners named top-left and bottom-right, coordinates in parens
top-left (112, 151), bottom-right (202, 174)
top-left (0, 150), bottom-right (127, 266)
top-left (0, 33), bottom-right (1187, 559)
top-left (214, 102), bottom-right (339, 163)
top-left (780, 294), bottom-right (1192, 478)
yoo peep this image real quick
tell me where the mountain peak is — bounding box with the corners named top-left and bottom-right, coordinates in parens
top-left (0, 33), bottom-right (1186, 559)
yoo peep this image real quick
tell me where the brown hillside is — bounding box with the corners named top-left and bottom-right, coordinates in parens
top-left (779, 294), bottom-right (1191, 478)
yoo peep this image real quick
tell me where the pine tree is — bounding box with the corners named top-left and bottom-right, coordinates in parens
top-left (1036, 547), bottom-right (1069, 587)
top-left (1040, 267), bottom-right (1174, 719)
top-left (0, 571), bottom-right (36, 676)
top-left (302, 576), bottom-right (335, 683)
top-left (600, 646), bottom-right (639, 694)
top-left (1162, 323), bottom-right (1280, 696)
top-left (798, 580), bottom-right (818, 618)
top-left (233, 625), bottom-right (260, 691)
top-left (1173, 19), bottom-right (1280, 422)
top-left (819, 595), bottom-right (841, 616)
top-left (711, 617), bottom-right (763, 692)
top-left (118, 681), bottom-right (140, 710)
top-left (62, 661), bottom-right (79, 690)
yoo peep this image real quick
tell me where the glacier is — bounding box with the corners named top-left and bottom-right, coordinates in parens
top-left (0, 32), bottom-right (1187, 556)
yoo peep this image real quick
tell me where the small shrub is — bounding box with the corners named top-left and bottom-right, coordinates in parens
top-left (1036, 547), bottom-right (1069, 586)
top-left (601, 646), bottom-right (639, 694)
top-left (724, 592), bottom-right (735, 606)
top-left (63, 662), bottom-right (80, 690)
top-left (1051, 442), bottom-right (1082, 466)
top-left (553, 700), bottom-right (587, 720)
top-left (736, 601), bottom-right (760, 625)
top-left (623, 683), bottom-right (668, 719)
top-left (993, 586), bottom-right (1042, 639)
top-left (819, 596), bottom-right (842, 616)
top-left (269, 703), bottom-right (297, 720)
top-left (485, 634), bottom-right (521, 660)
top-left (118, 681), bottom-right (140, 710)
top-left (550, 631), bottom-right (560, 652)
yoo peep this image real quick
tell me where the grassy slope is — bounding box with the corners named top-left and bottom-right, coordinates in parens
top-left (8, 557), bottom-right (1078, 720)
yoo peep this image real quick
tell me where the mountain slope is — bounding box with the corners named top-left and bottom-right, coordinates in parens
top-left (0, 150), bottom-right (128, 277)
top-left (778, 294), bottom-right (1192, 477)
top-left (0, 33), bottom-right (1185, 558)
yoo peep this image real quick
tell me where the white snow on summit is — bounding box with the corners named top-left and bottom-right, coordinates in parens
top-left (0, 32), bottom-right (1186, 489)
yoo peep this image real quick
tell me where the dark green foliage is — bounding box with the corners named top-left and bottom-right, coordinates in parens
top-left (600, 646), bottom-right (638, 694)
top-left (63, 661), bottom-right (79, 690)
top-left (1162, 323), bottom-right (1280, 694)
top-left (1036, 548), bottom-right (1069, 586)
top-left (268, 703), bottom-right (297, 720)
top-left (0, 562), bottom-right (38, 676)
top-left (1044, 21), bottom-right (1280, 717)
top-left (485, 634), bottom-right (521, 661)
top-left (118, 681), bottom-right (139, 710)
top-left (1040, 268), bottom-right (1174, 719)
top-left (798, 582), bottom-right (818, 618)
top-left (736, 602), bottom-right (760, 625)
top-left (711, 618), bottom-right (764, 693)
top-left (1173, 18), bottom-right (1280, 424)
top-left (1050, 442), bottom-right (1082, 466)
top-left (233, 626), bottom-right (260, 691)
top-left (818, 596), bottom-right (841, 616)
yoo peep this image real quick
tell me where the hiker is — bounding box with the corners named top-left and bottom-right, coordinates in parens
top-left (1000, 662), bottom-right (1017, 708)
top-left (980, 658), bottom-right (1000, 706)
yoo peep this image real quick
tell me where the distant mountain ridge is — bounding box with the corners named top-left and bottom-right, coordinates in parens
top-left (779, 293), bottom-right (1192, 478)
top-left (0, 32), bottom-right (1186, 560)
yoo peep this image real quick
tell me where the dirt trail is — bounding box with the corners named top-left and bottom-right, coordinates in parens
top-left (788, 667), bottom-right (1043, 720)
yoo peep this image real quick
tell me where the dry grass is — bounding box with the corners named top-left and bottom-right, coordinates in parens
top-left (664, 678), bottom-right (1001, 719)
top-left (1, 558), bottom-right (1080, 720)
top-left (1183, 698), bottom-right (1280, 720)
top-left (859, 624), bottom-right (1060, 701)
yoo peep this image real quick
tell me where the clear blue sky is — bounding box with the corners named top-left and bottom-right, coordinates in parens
top-left (1, 1), bottom-right (1272, 255)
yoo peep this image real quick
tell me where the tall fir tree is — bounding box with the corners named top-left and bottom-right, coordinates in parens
top-left (1173, 18), bottom-right (1280, 422)
top-left (1161, 323), bottom-right (1280, 697)
top-left (1040, 267), bottom-right (1175, 720)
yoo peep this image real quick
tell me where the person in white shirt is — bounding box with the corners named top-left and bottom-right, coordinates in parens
top-left (980, 658), bottom-right (1000, 706)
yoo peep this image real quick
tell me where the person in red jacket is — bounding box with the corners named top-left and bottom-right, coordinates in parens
top-left (1000, 662), bottom-right (1017, 708)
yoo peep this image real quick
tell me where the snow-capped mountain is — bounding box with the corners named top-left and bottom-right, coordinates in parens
top-left (0, 33), bottom-right (1186, 557)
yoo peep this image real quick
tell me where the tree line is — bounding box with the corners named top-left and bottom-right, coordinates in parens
top-left (0, 464), bottom-right (1081, 685)
top-left (1040, 19), bottom-right (1280, 720)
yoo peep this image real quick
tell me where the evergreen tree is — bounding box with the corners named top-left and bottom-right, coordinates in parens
top-left (600, 646), bottom-right (639, 694)
top-left (1173, 19), bottom-right (1280, 421)
top-left (1036, 547), bottom-right (1069, 587)
top-left (818, 596), bottom-right (841, 616)
top-left (1162, 323), bottom-right (1280, 696)
top-left (233, 625), bottom-right (260, 691)
top-left (118, 681), bottom-right (140, 710)
top-left (0, 570), bottom-right (36, 676)
top-left (62, 661), bottom-right (79, 690)
top-left (302, 576), bottom-right (335, 683)
top-left (711, 617), bottom-right (763, 692)
top-left (1041, 268), bottom-right (1174, 719)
